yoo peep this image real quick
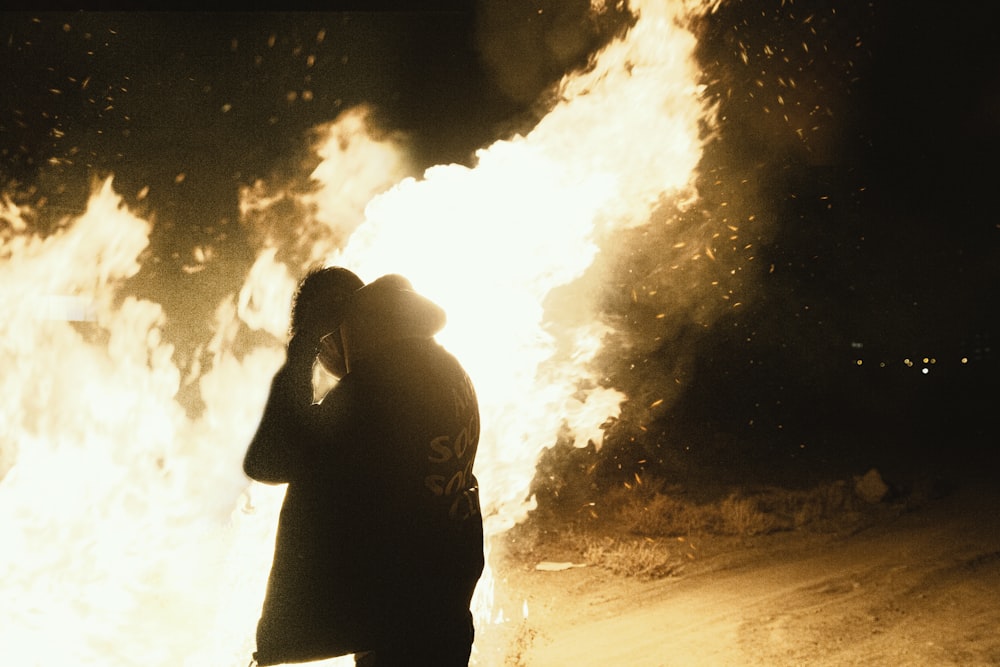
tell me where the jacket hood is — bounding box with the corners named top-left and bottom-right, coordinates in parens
top-left (343, 274), bottom-right (446, 344)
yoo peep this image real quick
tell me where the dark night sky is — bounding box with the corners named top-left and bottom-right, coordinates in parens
top-left (2, 2), bottom-right (997, 485)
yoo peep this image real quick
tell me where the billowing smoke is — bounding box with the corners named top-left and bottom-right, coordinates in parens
top-left (473, 0), bottom-right (634, 106)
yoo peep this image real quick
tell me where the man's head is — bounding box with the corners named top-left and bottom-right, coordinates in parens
top-left (290, 266), bottom-right (364, 339)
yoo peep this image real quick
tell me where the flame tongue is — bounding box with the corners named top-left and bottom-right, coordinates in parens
top-left (326, 0), bottom-right (716, 530)
top-left (1, 2), bottom-right (717, 665)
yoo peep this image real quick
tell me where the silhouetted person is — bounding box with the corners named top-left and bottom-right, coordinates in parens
top-left (244, 268), bottom-right (484, 667)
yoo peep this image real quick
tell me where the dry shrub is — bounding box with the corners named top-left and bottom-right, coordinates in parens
top-left (738, 480), bottom-right (864, 532)
top-left (582, 535), bottom-right (684, 580)
top-left (614, 490), bottom-right (714, 536)
top-left (603, 475), bottom-right (879, 540)
top-left (790, 480), bottom-right (858, 528)
top-left (718, 493), bottom-right (778, 536)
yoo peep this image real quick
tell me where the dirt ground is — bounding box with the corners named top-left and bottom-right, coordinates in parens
top-left (476, 468), bottom-right (1000, 667)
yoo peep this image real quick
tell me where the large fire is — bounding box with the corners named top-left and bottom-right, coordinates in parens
top-left (1, 1), bottom-right (720, 665)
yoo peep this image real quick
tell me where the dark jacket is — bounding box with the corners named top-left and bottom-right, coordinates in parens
top-left (244, 336), bottom-right (484, 666)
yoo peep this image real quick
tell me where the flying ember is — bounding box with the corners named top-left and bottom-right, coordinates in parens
top-left (0, 1), bottom-right (720, 665)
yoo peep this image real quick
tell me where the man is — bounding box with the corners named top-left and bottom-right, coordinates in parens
top-left (244, 268), bottom-right (484, 667)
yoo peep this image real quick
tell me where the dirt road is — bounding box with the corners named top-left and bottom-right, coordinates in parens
top-left (482, 477), bottom-right (1000, 666)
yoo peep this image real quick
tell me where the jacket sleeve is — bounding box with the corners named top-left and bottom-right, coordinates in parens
top-left (242, 334), bottom-right (321, 484)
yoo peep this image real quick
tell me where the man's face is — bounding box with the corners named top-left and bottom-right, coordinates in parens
top-left (317, 329), bottom-right (347, 378)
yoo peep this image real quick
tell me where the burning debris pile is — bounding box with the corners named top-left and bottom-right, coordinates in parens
top-left (0, 1), bottom-right (811, 665)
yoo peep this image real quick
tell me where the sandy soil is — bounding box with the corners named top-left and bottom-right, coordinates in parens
top-left (477, 472), bottom-right (1000, 667)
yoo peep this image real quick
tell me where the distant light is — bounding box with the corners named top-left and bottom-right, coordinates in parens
top-left (879, 361), bottom-right (886, 368)
top-left (961, 357), bottom-right (969, 364)
top-left (904, 358), bottom-right (914, 367)
top-left (922, 367), bottom-right (929, 375)
top-left (855, 359), bottom-right (863, 366)
top-left (922, 357), bottom-right (930, 364)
